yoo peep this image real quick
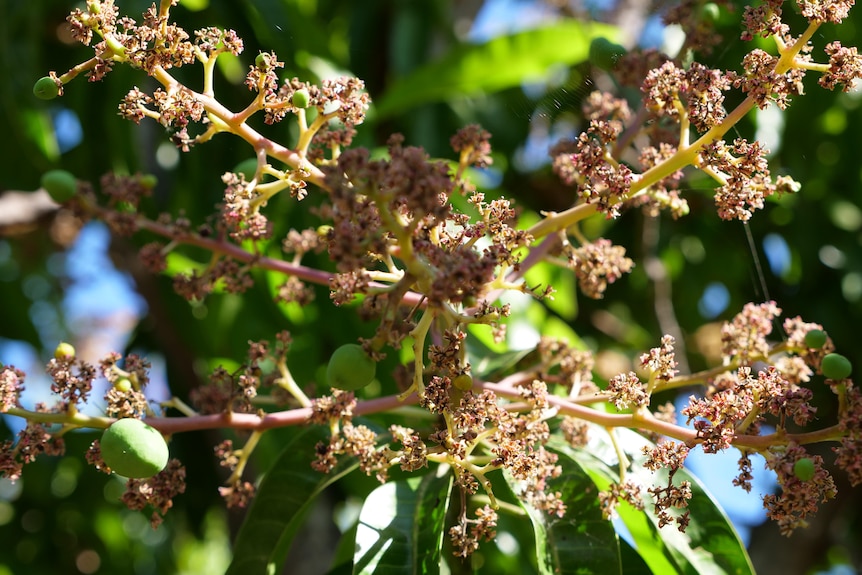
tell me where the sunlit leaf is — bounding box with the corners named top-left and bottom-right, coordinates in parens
top-left (353, 467), bottom-right (453, 575)
top-left (163, 251), bottom-right (206, 276)
top-left (21, 109), bottom-right (59, 161)
top-left (467, 340), bottom-right (535, 379)
top-left (550, 430), bottom-right (755, 575)
top-left (226, 426), bottom-right (358, 575)
top-left (374, 21), bottom-right (620, 118)
top-left (620, 537), bottom-right (654, 574)
top-left (507, 446), bottom-right (621, 575)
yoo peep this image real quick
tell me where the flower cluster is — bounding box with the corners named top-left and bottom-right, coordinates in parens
top-left (564, 238), bottom-right (634, 299)
top-left (643, 441), bottom-right (692, 530)
top-left (834, 384), bottom-right (862, 485)
top-left (720, 300), bottom-right (782, 365)
top-left (11, 0), bottom-right (862, 561)
top-left (551, 119), bottom-right (634, 218)
top-left (598, 479), bottom-right (645, 519)
top-left (535, 336), bottom-right (597, 394)
top-left (46, 350), bottom-right (97, 407)
top-left (0, 366), bottom-right (24, 413)
top-left (449, 505), bottom-right (498, 558)
top-left (543, 0), bottom-right (862, 229)
top-left (100, 351), bottom-right (152, 418)
top-left (190, 339), bottom-right (275, 415)
top-left (450, 124), bottom-right (493, 170)
top-left (821, 42), bottom-right (862, 91)
top-left (641, 334), bottom-right (679, 383)
top-left (763, 445), bottom-right (837, 536)
top-left (607, 372), bottom-right (649, 411)
top-left (121, 459), bottom-right (187, 529)
top-left (1, 404), bottom-right (66, 482)
top-left (309, 390), bottom-right (395, 481)
top-left (643, 61), bottom-right (732, 131)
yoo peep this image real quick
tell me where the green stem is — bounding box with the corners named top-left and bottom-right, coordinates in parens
top-left (149, 66), bottom-right (328, 189)
top-left (605, 427), bottom-right (630, 482)
top-left (461, 459), bottom-right (500, 509)
top-left (275, 359), bottom-right (312, 408)
top-left (5, 407), bottom-right (113, 429)
top-left (527, 22), bottom-right (822, 241)
top-left (399, 309), bottom-right (436, 400)
top-left (227, 430), bottom-right (264, 484)
top-left (200, 53), bottom-right (218, 97)
top-left (161, 397), bottom-right (199, 417)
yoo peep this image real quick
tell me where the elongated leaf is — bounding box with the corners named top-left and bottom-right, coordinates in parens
top-left (226, 426), bottom-right (358, 575)
top-left (326, 521), bottom-right (359, 575)
top-left (262, 245), bottom-right (322, 326)
top-left (353, 467), bottom-right (453, 575)
top-left (620, 537), bottom-right (654, 575)
top-left (467, 342), bottom-right (535, 379)
top-left (556, 436), bottom-right (682, 573)
top-left (22, 109), bottom-right (59, 161)
top-left (631, 463), bottom-right (753, 575)
top-left (507, 447), bottom-right (621, 575)
top-left (621, 430), bottom-right (753, 575)
top-left (550, 430), bottom-right (755, 575)
top-left (374, 21), bottom-right (619, 118)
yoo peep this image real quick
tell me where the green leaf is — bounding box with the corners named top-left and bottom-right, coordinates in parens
top-left (353, 467), bottom-right (453, 575)
top-left (652, 466), bottom-right (755, 575)
top-left (620, 537), bottom-right (654, 575)
top-left (163, 251), bottom-right (206, 276)
top-left (326, 521), bottom-right (359, 575)
top-left (225, 426), bottom-right (358, 575)
top-left (466, 338), bottom-right (535, 379)
top-left (263, 247), bottom-right (319, 326)
top-left (551, 430), bottom-right (755, 575)
top-left (507, 447), bottom-right (621, 575)
top-left (21, 109), bottom-right (59, 161)
top-left (555, 437), bottom-right (681, 573)
top-left (374, 21), bottom-right (619, 118)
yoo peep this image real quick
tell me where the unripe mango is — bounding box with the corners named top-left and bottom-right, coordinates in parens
top-left (803, 329), bottom-right (827, 349)
top-left (793, 457), bottom-right (815, 482)
top-left (233, 158), bottom-right (258, 181)
top-left (100, 419), bottom-right (169, 479)
top-left (326, 344), bottom-right (376, 391)
top-left (54, 342), bottom-right (76, 360)
top-left (453, 374), bottom-right (473, 391)
top-left (33, 76), bottom-right (60, 100)
top-left (822, 353), bottom-right (852, 380)
top-left (292, 89), bottom-right (310, 109)
top-left (41, 170), bottom-right (77, 203)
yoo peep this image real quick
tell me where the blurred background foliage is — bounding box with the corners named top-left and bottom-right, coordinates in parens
top-left (1, 0), bottom-right (861, 573)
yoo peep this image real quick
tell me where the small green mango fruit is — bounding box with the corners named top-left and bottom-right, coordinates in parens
top-left (822, 353), bottom-right (852, 380)
top-left (453, 374), bottom-right (473, 391)
top-left (139, 174), bottom-right (158, 190)
top-left (100, 419), bottom-right (169, 479)
top-left (233, 158), bottom-right (259, 181)
top-left (114, 377), bottom-right (133, 392)
top-left (292, 89), bottom-right (310, 109)
top-left (41, 170), bottom-right (78, 203)
top-left (54, 342), bottom-right (76, 360)
top-left (33, 76), bottom-right (60, 100)
top-left (803, 329), bottom-right (828, 349)
top-left (793, 457), bottom-right (815, 482)
top-left (326, 344), bottom-right (376, 391)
